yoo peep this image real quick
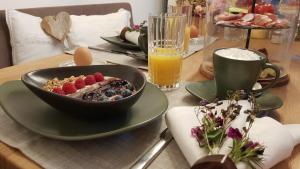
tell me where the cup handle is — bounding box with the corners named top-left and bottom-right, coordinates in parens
top-left (251, 63), bottom-right (280, 94)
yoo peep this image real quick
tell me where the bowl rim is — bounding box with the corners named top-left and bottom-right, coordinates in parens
top-left (21, 65), bottom-right (147, 105)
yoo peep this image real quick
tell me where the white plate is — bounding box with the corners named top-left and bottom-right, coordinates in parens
top-left (59, 59), bottom-right (106, 67)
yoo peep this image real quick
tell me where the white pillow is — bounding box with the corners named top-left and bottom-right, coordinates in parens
top-left (67, 9), bottom-right (131, 48)
top-left (5, 9), bottom-right (65, 65)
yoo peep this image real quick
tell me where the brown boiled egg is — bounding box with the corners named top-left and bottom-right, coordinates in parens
top-left (190, 25), bottom-right (199, 38)
top-left (74, 47), bottom-right (93, 66)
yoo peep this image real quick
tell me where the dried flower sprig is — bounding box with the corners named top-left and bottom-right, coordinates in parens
top-left (228, 94), bottom-right (265, 169)
top-left (192, 91), bottom-right (242, 154)
top-left (191, 91), bottom-right (265, 168)
top-left (130, 20), bottom-right (147, 31)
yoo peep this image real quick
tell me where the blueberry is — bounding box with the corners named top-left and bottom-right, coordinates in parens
top-left (105, 89), bottom-right (116, 97)
top-left (115, 88), bottom-right (123, 95)
top-left (120, 80), bottom-right (129, 85)
top-left (125, 83), bottom-right (134, 91)
top-left (110, 80), bottom-right (125, 88)
top-left (121, 89), bottom-right (132, 97)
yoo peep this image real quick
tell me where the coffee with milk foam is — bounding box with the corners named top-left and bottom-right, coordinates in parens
top-left (215, 48), bottom-right (261, 61)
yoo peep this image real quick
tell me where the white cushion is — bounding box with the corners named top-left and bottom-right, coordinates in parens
top-left (5, 9), bottom-right (131, 65)
top-left (67, 9), bottom-right (131, 48)
top-left (5, 9), bottom-right (65, 65)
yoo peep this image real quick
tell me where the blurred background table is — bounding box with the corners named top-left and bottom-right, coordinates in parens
top-left (0, 42), bottom-right (299, 169)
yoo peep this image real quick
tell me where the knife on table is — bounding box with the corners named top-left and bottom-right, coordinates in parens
top-left (64, 47), bottom-right (146, 60)
top-left (63, 48), bottom-right (148, 71)
top-left (88, 46), bottom-right (146, 60)
top-left (130, 128), bottom-right (173, 169)
top-left (104, 60), bottom-right (148, 71)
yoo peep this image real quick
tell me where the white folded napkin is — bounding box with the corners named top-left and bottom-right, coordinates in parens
top-left (166, 101), bottom-right (300, 169)
top-left (124, 31), bottom-right (140, 46)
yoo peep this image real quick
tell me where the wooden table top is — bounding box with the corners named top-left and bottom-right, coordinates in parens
top-left (0, 42), bottom-right (299, 169)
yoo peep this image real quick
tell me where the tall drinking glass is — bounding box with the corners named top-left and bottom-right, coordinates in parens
top-left (148, 14), bottom-right (186, 90)
top-left (168, 5), bottom-right (192, 53)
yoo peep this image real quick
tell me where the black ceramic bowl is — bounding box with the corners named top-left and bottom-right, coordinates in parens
top-left (21, 65), bottom-right (146, 117)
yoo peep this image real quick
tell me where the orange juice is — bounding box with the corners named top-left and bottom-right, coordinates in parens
top-left (149, 48), bottom-right (182, 87)
top-left (184, 26), bottom-right (191, 52)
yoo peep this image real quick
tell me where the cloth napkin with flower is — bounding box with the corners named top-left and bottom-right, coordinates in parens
top-left (119, 21), bottom-right (147, 53)
top-left (166, 92), bottom-right (300, 169)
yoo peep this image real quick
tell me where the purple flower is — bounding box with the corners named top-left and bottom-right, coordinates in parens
top-left (191, 127), bottom-right (203, 141)
top-left (132, 24), bottom-right (140, 30)
top-left (241, 141), bottom-right (259, 152)
top-left (227, 127), bottom-right (242, 140)
top-left (245, 141), bottom-right (259, 149)
top-left (215, 117), bottom-right (224, 127)
top-left (245, 141), bottom-right (254, 148)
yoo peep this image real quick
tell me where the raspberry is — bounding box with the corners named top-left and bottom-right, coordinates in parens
top-left (75, 78), bottom-right (86, 89)
top-left (84, 75), bottom-right (96, 85)
top-left (62, 82), bottom-right (77, 94)
top-left (94, 72), bottom-right (104, 82)
top-left (52, 87), bottom-right (65, 95)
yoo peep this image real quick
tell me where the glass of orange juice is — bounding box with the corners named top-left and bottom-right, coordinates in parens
top-left (148, 14), bottom-right (186, 90)
top-left (168, 5), bottom-right (192, 53)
